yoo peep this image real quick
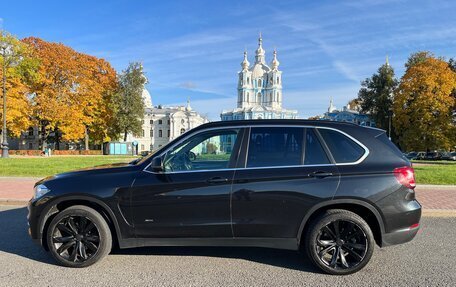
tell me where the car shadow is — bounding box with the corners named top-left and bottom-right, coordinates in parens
top-left (0, 206), bottom-right (56, 266)
top-left (0, 206), bottom-right (320, 273)
top-left (111, 246), bottom-right (319, 272)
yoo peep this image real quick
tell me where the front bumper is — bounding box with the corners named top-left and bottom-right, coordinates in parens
top-left (27, 199), bottom-right (40, 242)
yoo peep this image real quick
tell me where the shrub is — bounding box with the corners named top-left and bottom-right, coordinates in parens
top-left (9, 150), bottom-right (102, 156)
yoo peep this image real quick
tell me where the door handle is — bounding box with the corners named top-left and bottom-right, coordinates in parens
top-left (206, 177), bottom-right (229, 184)
top-left (309, 171), bottom-right (333, 178)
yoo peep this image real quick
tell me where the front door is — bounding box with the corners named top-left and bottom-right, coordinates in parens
top-left (231, 127), bottom-right (340, 238)
top-left (131, 128), bottom-right (244, 238)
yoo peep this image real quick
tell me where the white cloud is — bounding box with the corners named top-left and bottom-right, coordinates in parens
top-left (332, 60), bottom-right (360, 82)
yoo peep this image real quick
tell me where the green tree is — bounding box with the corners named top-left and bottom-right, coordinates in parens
top-left (111, 62), bottom-right (146, 141)
top-left (404, 51), bottom-right (433, 71)
top-left (357, 60), bottom-right (398, 135)
top-left (393, 53), bottom-right (456, 151)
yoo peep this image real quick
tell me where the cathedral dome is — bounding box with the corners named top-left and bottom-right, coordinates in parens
top-left (250, 63), bottom-right (270, 78)
top-left (142, 88), bottom-right (153, 108)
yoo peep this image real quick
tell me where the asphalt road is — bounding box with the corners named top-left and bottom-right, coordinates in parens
top-left (0, 206), bottom-right (455, 287)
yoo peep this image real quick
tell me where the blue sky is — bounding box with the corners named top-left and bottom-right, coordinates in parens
top-left (2, 0), bottom-right (456, 119)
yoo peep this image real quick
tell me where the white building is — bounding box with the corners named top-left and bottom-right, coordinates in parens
top-left (125, 89), bottom-right (208, 153)
top-left (221, 34), bottom-right (298, 120)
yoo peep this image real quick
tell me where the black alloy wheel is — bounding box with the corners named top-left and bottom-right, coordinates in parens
top-left (305, 209), bottom-right (374, 275)
top-left (316, 220), bottom-right (368, 269)
top-left (47, 205), bottom-right (112, 267)
top-left (52, 215), bottom-right (100, 262)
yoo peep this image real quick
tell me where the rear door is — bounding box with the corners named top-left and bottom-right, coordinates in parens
top-left (231, 126), bottom-right (340, 238)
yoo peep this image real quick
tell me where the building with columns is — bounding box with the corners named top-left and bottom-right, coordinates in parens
top-left (322, 98), bottom-right (376, 127)
top-left (125, 89), bottom-right (208, 153)
top-left (221, 34), bottom-right (298, 120)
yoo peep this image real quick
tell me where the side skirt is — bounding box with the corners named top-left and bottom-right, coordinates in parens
top-left (118, 237), bottom-right (299, 251)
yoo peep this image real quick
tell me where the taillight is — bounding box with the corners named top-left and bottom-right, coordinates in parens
top-left (393, 166), bottom-right (416, 189)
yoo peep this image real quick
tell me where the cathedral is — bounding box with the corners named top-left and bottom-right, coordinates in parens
top-left (221, 34), bottom-right (298, 120)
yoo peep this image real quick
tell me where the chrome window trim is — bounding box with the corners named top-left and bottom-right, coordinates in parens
top-left (143, 124), bottom-right (370, 174)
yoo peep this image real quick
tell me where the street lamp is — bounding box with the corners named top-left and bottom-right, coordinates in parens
top-left (0, 39), bottom-right (21, 158)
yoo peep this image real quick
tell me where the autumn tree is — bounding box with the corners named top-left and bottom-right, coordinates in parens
top-left (72, 53), bottom-right (117, 149)
top-left (0, 31), bottom-right (39, 139)
top-left (22, 37), bottom-right (117, 150)
top-left (111, 62), bottom-right (146, 141)
top-left (357, 59), bottom-right (398, 133)
top-left (393, 52), bottom-right (456, 151)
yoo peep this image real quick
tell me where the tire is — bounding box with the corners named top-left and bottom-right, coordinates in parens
top-left (46, 205), bottom-right (112, 268)
top-left (304, 209), bottom-right (375, 275)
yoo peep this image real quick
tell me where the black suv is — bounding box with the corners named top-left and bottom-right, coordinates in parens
top-left (28, 120), bottom-right (421, 275)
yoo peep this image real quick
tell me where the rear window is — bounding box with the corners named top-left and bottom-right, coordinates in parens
top-left (318, 128), bottom-right (365, 163)
top-left (376, 132), bottom-right (406, 158)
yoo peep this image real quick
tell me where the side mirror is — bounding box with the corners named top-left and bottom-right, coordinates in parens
top-left (149, 156), bottom-right (163, 172)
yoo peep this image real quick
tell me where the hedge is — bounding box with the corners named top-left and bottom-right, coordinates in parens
top-left (9, 150), bottom-right (102, 156)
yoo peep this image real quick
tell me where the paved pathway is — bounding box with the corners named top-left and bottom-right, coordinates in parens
top-left (0, 177), bottom-right (455, 209)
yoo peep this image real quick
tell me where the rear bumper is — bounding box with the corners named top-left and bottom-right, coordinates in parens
top-left (377, 196), bottom-right (422, 247)
top-left (381, 224), bottom-right (420, 246)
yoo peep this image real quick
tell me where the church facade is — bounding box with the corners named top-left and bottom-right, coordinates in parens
top-left (221, 35), bottom-right (298, 121)
top-left (322, 98), bottom-right (376, 127)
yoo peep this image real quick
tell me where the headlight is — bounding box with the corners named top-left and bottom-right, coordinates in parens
top-left (34, 184), bottom-right (50, 199)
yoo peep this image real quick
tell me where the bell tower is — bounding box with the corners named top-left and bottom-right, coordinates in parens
top-left (238, 50), bottom-right (253, 108)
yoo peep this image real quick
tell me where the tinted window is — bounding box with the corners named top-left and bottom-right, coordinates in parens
top-left (304, 129), bottom-right (330, 165)
top-left (318, 129), bottom-right (365, 163)
top-left (163, 129), bottom-right (239, 172)
top-left (247, 127), bottom-right (303, 167)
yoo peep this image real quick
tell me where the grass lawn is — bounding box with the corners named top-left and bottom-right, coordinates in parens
top-left (0, 156), bottom-right (137, 177)
top-left (412, 162), bottom-right (456, 185)
top-left (0, 156), bottom-right (454, 185)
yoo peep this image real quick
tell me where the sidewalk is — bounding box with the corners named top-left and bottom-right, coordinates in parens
top-left (0, 177), bottom-right (455, 210)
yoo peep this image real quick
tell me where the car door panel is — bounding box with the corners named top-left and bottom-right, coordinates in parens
top-left (231, 127), bottom-right (340, 238)
top-left (231, 165), bottom-right (339, 238)
top-left (130, 128), bottom-right (245, 238)
top-left (131, 170), bottom-right (234, 238)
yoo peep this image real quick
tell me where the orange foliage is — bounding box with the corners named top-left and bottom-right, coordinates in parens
top-left (22, 37), bottom-right (117, 143)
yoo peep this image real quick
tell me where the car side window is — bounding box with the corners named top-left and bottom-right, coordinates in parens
top-left (247, 127), bottom-right (303, 168)
top-left (162, 129), bottom-right (239, 172)
top-left (304, 129), bottom-right (330, 165)
top-left (318, 128), bottom-right (365, 163)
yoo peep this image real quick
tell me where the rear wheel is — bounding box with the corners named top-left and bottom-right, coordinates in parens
top-left (46, 205), bottom-right (112, 267)
top-left (304, 209), bottom-right (374, 275)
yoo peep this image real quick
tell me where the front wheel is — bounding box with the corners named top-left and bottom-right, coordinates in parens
top-left (46, 205), bottom-right (112, 267)
top-left (304, 209), bottom-right (375, 275)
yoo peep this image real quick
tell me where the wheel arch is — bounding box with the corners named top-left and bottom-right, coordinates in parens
top-left (297, 199), bottom-right (385, 247)
top-left (39, 195), bottom-right (122, 251)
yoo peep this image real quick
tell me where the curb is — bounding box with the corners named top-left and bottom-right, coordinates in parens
top-left (417, 184), bottom-right (456, 190)
top-left (0, 199), bottom-right (29, 206)
top-left (422, 209), bottom-right (456, 217)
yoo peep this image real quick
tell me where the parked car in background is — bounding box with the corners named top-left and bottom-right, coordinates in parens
top-left (424, 151), bottom-right (443, 160)
top-left (405, 152), bottom-right (417, 160)
top-left (406, 151), bottom-right (426, 160)
top-left (28, 120), bottom-right (421, 275)
top-left (441, 152), bottom-right (456, 161)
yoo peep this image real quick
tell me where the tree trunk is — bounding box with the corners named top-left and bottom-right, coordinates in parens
top-left (124, 129), bottom-right (128, 142)
top-left (84, 126), bottom-right (89, 150)
top-left (54, 127), bottom-right (60, 150)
